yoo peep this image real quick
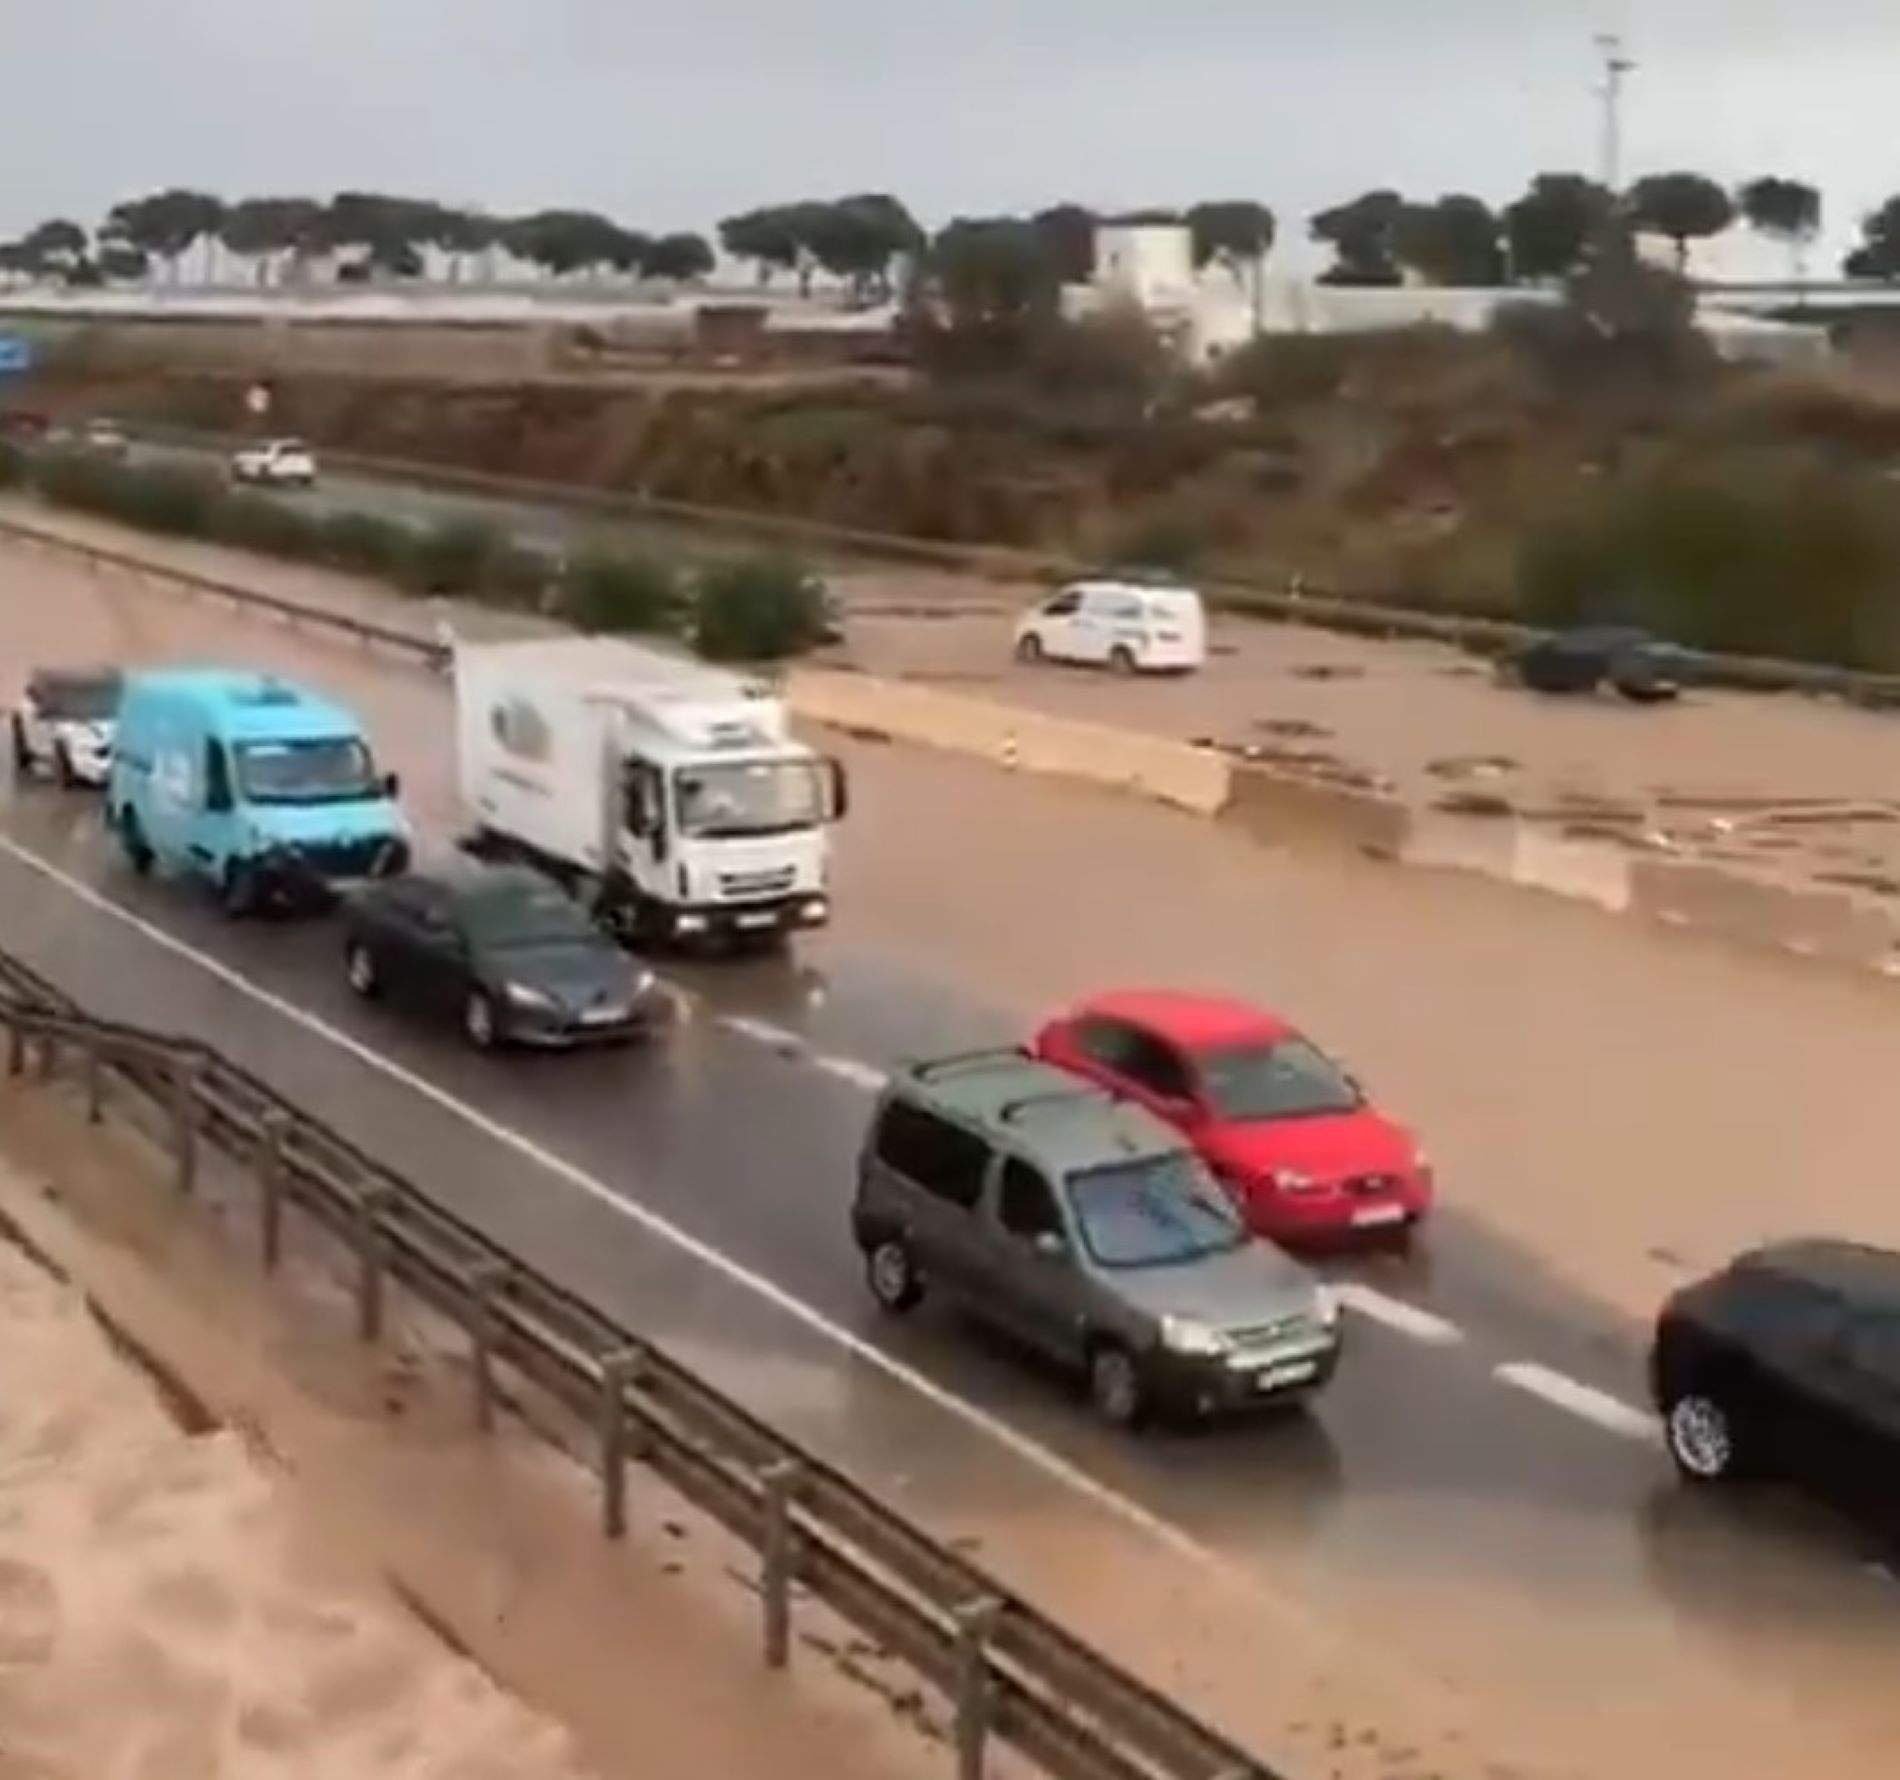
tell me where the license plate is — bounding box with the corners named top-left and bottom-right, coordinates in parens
top-left (735, 912), bottom-right (777, 931)
top-left (580, 1007), bottom-right (625, 1026)
top-left (1255, 1360), bottom-right (1319, 1392)
top-left (1351, 1204), bottom-right (1407, 1228)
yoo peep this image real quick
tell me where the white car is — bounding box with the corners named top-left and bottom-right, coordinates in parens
top-left (230, 438), bottom-right (318, 488)
top-left (10, 668), bottom-right (123, 788)
top-left (82, 419), bottom-right (130, 460)
top-left (1013, 579), bottom-right (1208, 675)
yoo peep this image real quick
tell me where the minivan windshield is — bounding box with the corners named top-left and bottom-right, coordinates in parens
top-left (1200, 1039), bottom-right (1361, 1122)
top-left (1066, 1153), bottom-right (1245, 1269)
top-left (675, 760), bottom-right (825, 838)
top-left (235, 737), bottom-right (380, 805)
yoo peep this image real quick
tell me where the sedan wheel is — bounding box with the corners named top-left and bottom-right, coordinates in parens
top-left (1666, 1393), bottom-right (1739, 1482)
top-left (345, 941), bottom-right (379, 999)
top-left (866, 1240), bottom-right (923, 1314)
top-left (463, 990), bottom-right (499, 1050)
top-left (1089, 1344), bottom-right (1146, 1429)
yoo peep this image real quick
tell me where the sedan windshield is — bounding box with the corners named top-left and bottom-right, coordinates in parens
top-left (235, 738), bottom-right (379, 805)
top-left (1066, 1153), bottom-right (1245, 1270)
top-left (1200, 1039), bottom-right (1361, 1122)
top-left (457, 879), bottom-right (598, 950)
top-left (675, 761), bottom-right (824, 838)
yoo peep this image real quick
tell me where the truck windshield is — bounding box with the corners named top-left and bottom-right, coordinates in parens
top-left (235, 738), bottom-right (380, 805)
top-left (674, 761), bottom-right (824, 838)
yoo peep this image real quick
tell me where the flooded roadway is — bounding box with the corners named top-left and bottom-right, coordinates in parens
top-left (5, 534), bottom-right (1900, 1778)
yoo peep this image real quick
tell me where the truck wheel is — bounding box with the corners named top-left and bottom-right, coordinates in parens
top-left (118, 808), bottom-right (153, 876)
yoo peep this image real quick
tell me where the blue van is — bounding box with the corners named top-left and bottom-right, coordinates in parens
top-left (108, 670), bottom-right (410, 913)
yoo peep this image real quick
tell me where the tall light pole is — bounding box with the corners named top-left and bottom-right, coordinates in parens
top-left (1596, 33), bottom-right (1636, 193)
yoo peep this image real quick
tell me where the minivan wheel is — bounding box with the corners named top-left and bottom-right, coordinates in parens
top-left (1108, 644), bottom-right (1138, 676)
top-left (463, 990), bottom-right (500, 1051)
top-left (345, 940), bottom-right (380, 999)
top-left (1088, 1343), bottom-right (1147, 1429)
top-left (119, 808), bottom-right (153, 876)
top-left (1015, 632), bottom-right (1044, 665)
top-left (865, 1240), bottom-right (923, 1314)
top-left (1665, 1393), bottom-right (1740, 1482)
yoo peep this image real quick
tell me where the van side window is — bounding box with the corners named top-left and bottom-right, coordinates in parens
top-left (874, 1099), bottom-right (990, 1210)
top-left (998, 1158), bottom-right (1062, 1241)
top-left (204, 740), bottom-right (234, 813)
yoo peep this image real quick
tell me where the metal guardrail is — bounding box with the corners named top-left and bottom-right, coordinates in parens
top-left (0, 940), bottom-right (1279, 1780)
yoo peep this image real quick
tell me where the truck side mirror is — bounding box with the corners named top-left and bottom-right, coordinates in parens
top-left (827, 758), bottom-right (849, 822)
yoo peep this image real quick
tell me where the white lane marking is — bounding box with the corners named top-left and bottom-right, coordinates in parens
top-left (1493, 1362), bottom-right (1660, 1442)
top-left (1332, 1282), bottom-right (1465, 1346)
top-left (813, 1053), bottom-right (888, 1093)
top-left (0, 834), bottom-right (1226, 1572)
top-left (715, 1013), bottom-right (802, 1051)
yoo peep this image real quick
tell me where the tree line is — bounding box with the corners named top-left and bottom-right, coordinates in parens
top-left (0, 189), bottom-right (717, 287)
top-left (12, 174), bottom-right (1900, 298)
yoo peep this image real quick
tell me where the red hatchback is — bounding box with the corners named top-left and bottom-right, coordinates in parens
top-left (1033, 991), bottom-right (1432, 1246)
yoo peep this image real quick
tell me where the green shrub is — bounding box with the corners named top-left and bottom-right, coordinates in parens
top-left (32, 451), bottom-right (220, 537)
top-left (403, 517), bottom-right (507, 596)
top-left (693, 554), bottom-right (826, 662)
top-left (558, 546), bottom-right (680, 633)
top-left (210, 492), bottom-right (322, 559)
top-left (483, 542), bottom-right (561, 610)
top-left (318, 509), bottom-right (416, 578)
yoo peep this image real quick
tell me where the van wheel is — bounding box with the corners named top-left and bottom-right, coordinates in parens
top-left (463, 990), bottom-right (500, 1051)
top-left (865, 1239), bottom-right (923, 1314)
top-left (1664, 1391), bottom-right (1746, 1483)
top-left (1015, 632), bottom-right (1044, 665)
top-left (1109, 645), bottom-right (1138, 676)
top-left (119, 809), bottom-right (153, 876)
top-left (220, 862), bottom-right (261, 918)
top-left (1088, 1341), bottom-right (1147, 1429)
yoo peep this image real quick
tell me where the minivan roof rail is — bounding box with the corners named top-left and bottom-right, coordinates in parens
top-left (999, 1085), bottom-right (1112, 1124)
top-left (909, 1047), bottom-right (1028, 1082)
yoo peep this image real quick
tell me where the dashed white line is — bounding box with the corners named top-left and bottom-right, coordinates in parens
top-left (1332, 1282), bottom-right (1465, 1346)
top-left (715, 1013), bottom-right (802, 1052)
top-left (0, 834), bottom-right (1230, 1573)
top-left (812, 1053), bottom-right (888, 1093)
top-left (1493, 1362), bottom-right (1659, 1442)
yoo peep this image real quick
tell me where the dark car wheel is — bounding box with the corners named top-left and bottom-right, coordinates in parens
top-left (53, 743), bottom-right (76, 789)
top-left (219, 862), bottom-right (261, 918)
top-left (463, 989), bottom-right (501, 1051)
top-left (9, 716), bottom-right (31, 777)
top-left (865, 1239), bottom-right (924, 1314)
top-left (1088, 1342), bottom-right (1148, 1430)
top-left (1664, 1392), bottom-right (1744, 1483)
top-left (1109, 645), bottom-right (1138, 676)
top-left (344, 940), bottom-right (380, 999)
top-left (1015, 632), bottom-right (1044, 665)
top-left (118, 808), bottom-right (153, 876)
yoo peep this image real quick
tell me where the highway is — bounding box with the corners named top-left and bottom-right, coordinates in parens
top-left (5, 523), bottom-right (1900, 1780)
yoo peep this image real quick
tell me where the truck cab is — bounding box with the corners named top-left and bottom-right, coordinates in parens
top-left (108, 670), bottom-right (409, 914)
top-left (456, 639), bottom-right (845, 948)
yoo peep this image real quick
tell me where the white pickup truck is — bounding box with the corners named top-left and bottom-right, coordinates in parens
top-left (229, 438), bottom-right (318, 488)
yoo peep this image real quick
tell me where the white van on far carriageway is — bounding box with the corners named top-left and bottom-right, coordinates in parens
top-left (1013, 579), bottom-right (1207, 675)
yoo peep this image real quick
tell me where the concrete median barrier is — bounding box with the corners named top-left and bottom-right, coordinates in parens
top-left (1220, 763), bottom-right (1412, 859)
top-left (1631, 858), bottom-right (1900, 970)
top-left (786, 668), bottom-right (1233, 815)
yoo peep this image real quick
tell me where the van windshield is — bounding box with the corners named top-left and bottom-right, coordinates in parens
top-left (1066, 1153), bottom-right (1245, 1270)
top-left (674, 761), bottom-right (825, 838)
top-left (235, 738), bottom-right (380, 805)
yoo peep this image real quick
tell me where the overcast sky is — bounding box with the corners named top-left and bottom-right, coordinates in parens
top-left (4, 1), bottom-right (1896, 271)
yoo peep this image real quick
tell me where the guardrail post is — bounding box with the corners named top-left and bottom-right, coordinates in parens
top-left (597, 1347), bottom-right (638, 1540)
top-left (83, 1035), bottom-right (104, 1124)
top-left (172, 1057), bottom-right (202, 1194)
top-left (354, 1185), bottom-right (394, 1341)
top-left (759, 1460), bottom-right (802, 1670)
top-left (952, 1597), bottom-right (1002, 1780)
top-left (256, 1113), bottom-right (289, 1272)
top-left (467, 1261), bottom-right (507, 1433)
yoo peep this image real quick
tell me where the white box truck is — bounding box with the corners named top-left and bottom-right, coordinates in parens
top-left (455, 637), bottom-right (844, 946)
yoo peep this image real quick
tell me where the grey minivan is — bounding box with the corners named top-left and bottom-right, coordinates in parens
top-left (851, 1051), bottom-right (1342, 1427)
